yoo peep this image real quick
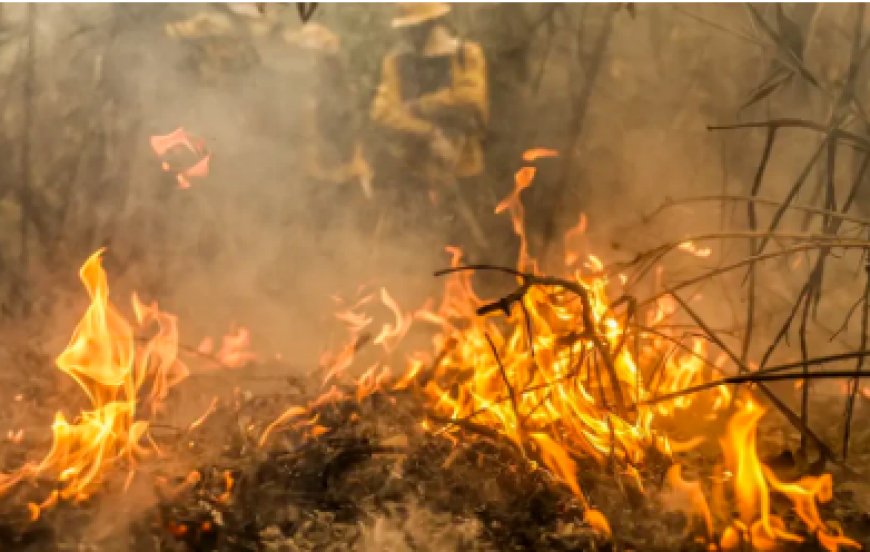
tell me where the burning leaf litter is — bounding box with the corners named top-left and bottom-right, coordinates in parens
top-left (0, 151), bottom-right (867, 551)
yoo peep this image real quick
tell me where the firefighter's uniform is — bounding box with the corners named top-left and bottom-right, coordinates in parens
top-left (371, 3), bottom-right (489, 181)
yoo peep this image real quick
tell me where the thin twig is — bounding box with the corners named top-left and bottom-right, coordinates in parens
top-left (843, 258), bottom-right (870, 458)
top-left (798, 285), bottom-right (812, 455)
top-left (638, 241), bottom-right (870, 308)
top-left (437, 264), bottom-right (629, 416)
top-left (484, 332), bottom-right (523, 436)
top-left (638, 369), bottom-right (870, 408)
top-left (742, 128), bottom-right (777, 365)
top-left (644, 195), bottom-right (870, 228)
top-left (708, 119), bottom-right (870, 151)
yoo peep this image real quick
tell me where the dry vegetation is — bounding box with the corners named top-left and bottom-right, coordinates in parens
top-left (0, 3), bottom-right (868, 551)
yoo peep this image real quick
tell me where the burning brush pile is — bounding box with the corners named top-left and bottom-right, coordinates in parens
top-left (0, 150), bottom-right (869, 551)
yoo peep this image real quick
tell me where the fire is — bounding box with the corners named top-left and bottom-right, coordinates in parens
top-left (197, 325), bottom-right (257, 368)
top-left (0, 249), bottom-right (188, 517)
top-left (563, 213), bottom-right (587, 267)
top-left (149, 127), bottom-right (211, 189)
top-left (677, 240), bottom-right (712, 258)
top-left (663, 464), bottom-right (713, 540)
top-left (261, 152), bottom-right (690, 508)
top-left (259, 149), bottom-right (857, 550)
top-left (718, 398), bottom-right (859, 551)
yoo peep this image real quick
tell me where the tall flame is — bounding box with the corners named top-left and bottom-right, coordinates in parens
top-left (0, 249), bottom-right (188, 517)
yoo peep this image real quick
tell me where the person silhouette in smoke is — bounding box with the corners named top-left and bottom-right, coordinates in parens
top-left (370, 2), bottom-right (489, 251)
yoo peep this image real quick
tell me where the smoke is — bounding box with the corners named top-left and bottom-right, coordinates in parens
top-left (0, 3), bottom-right (860, 362)
top-left (357, 500), bottom-right (481, 552)
top-left (0, 3), bottom-right (868, 544)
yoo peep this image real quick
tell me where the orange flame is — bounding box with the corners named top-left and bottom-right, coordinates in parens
top-left (678, 240), bottom-right (712, 258)
top-left (197, 326), bottom-right (257, 368)
top-left (262, 148), bottom-right (855, 547)
top-left (150, 127), bottom-right (210, 189)
top-left (719, 399), bottom-right (859, 551)
top-left (0, 250), bottom-right (188, 515)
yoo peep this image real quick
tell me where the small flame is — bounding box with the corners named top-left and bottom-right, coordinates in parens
top-left (678, 240), bottom-right (712, 258)
top-left (564, 213), bottom-right (588, 266)
top-left (149, 127), bottom-right (210, 189)
top-left (521, 147), bottom-right (559, 162)
top-left (198, 326), bottom-right (257, 368)
top-left (664, 464), bottom-right (713, 540)
top-left (188, 397), bottom-right (220, 432)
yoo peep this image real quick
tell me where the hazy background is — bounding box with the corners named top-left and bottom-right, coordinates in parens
top-left (0, 2), bottom-right (866, 393)
top-left (0, 4), bottom-right (869, 548)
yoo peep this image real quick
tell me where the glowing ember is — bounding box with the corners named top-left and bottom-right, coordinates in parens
top-left (678, 240), bottom-right (712, 258)
top-left (0, 249), bottom-right (188, 517)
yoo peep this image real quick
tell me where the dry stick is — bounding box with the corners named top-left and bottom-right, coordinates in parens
top-left (439, 266), bottom-right (628, 417)
top-left (484, 332), bottom-right (523, 437)
top-left (523, 345), bottom-right (589, 427)
top-left (843, 261), bottom-right (870, 459)
top-left (519, 299), bottom-right (536, 360)
top-left (757, 136), bottom-right (830, 255)
top-left (828, 154), bottom-right (870, 343)
top-left (670, 290), bottom-right (837, 463)
top-left (798, 287), bottom-right (813, 455)
top-left (610, 295), bottom-right (637, 360)
top-left (842, 155), bottom-right (870, 217)
top-left (836, 3), bottom-right (867, 117)
top-left (442, 255), bottom-right (870, 414)
top-left (638, 241), bottom-right (870, 308)
top-left (434, 348), bottom-right (870, 435)
top-left (757, 282), bottom-right (812, 374)
top-left (839, 161), bottom-right (870, 459)
top-left (642, 195), bottom-right (870, 229)
top-left (674, 6), bottom-right (764, 46)
top-left (830, 293), bottom-right (866, 342)
top-left (645, 342), bottom-right (677, 394)
top-left (791, 137), bottom-right (842, 453)
top-left (613, 231), bottom-right (865, 289)
top-left (637, 369), bottom-right (870, 407)
top-left (745, 4), bottom-right (820, 88)
top-left (742, 128), bottom-right (777, 366)
top-left (708, 119), bottom-right (870, 152)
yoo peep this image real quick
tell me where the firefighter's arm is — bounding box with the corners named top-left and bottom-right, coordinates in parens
top-left (371, 53), bottom-right (436, 138)
top-left (412, 43), bottom-right (488, 127)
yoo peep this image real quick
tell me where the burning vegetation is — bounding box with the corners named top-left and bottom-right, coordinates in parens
top-left (1, 3), bottom-right (870, 552)
top-left (0, 149), bottom-right (866, 551)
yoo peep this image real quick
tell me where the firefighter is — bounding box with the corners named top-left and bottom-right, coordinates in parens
top-left (370, 2), bottom-right (489, 246)
top-left (285, 23), bottom-right (372, 200)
